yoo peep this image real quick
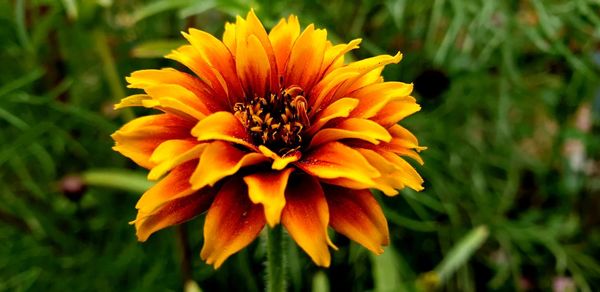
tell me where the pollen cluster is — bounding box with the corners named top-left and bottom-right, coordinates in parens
top-left (233, 86), bottom-right (310, 155)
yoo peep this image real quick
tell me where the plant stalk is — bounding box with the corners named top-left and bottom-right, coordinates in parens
top-left (266, 225), bottom-right (285, 292)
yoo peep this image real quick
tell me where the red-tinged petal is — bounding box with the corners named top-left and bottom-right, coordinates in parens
top-left (258, 145), bottom-right (301, 170)
top-left (190, 111), bottom-right (256, 150)
top-left (371, 99), bottom-right (421, 128)
top-left (309, 70), bottom-right (361, 115)
top-left (143, 84), bottom-right (212, 120)
top-left (201, 177), bottom-right (266, 268)
top-left (307, 97), bottom-right (359, 135)
top-left (111, 114), bottom-right (195, 169)
top-left (324, 185), bottom-right (389, 254)
top-left (190, 141), bottom-right (268, 190)
top-left (284, 24), bottom-right (328, 91)
top-left (349, 82), bottom-right (414, 118)
top-left (235, 31), bottom-right (271, 97)
top-left (282, 174), bottom-right (334, 267)
top-left (165, 46), bottom-right (230, 104)
top-left (309, 118), bottom-right (392, 148)
top-left (136, 160), bottom-right (197, 213)
top-left (182, 29), bottom-right (245, 100)
top-left (134, 187), bottom-right (216, 242)
top-left (295, 142), bottom-right (380, 187)
top-left (269, 15), bottom-right (300, 77)
top-left (244, 168), bottom-right (294, 227)
top-left (126, 68), bottom-right (228, 113)
top-left (244, 10), bottom-right (279, 88)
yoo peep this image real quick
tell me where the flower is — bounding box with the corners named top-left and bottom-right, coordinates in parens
top-left (112, 10), bottom-right (425, 268)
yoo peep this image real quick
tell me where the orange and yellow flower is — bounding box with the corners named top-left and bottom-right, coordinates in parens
top-left (112, 10), bottom-right (425, 268)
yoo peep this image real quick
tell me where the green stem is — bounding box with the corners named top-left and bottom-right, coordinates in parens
top-left (266, 225), bottom-right (285, 292)
top-left (82, 169), bottom-right (154, 194)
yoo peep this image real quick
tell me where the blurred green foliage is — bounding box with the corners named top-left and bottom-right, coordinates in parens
top-left (1, 0), bottom-right (600, 291)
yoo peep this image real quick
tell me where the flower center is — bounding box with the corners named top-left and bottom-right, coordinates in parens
top-left (234, 86), bottom-right (310, 155)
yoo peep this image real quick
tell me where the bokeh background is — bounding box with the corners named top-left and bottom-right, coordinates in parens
top-left (1, 0), bottom-right (600, 291)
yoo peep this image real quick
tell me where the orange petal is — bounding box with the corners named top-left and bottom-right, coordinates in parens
top-left (136, 160), bottom-right (197, 213)
top-left (164, 47), bottom-right (232, 106)
top-left (190, 111), bottom-right (256, 150)
top-left (201, 177), bottom-right (266, 268)
top-left (371, 99), bottom-right (421, 128)
top-left (134, 186), bottom-right (216, 242)
top-left (180, 29), bottom-right (245, 101)
top-left (349, 82), bottom-right (414, 118)
top-left (190, 141), bottom-right (268, 190)
top-left (142, 84), bottom-right (212, 120)
top-left (284, 24), bottom-right (328, 91)
top-left (324, 185), bottom-right (389, 254)
top-left (258, 145), bottom-right (301, 170)
top-left (310, 52), bottom-right (402, 112)
top-left (244, 10), bottom-right (279, 88)
top-left (282, 174), bottom-right (334, 267)
top-left (307, 97), bottom-right (359, 135)
top-left (244, 168), bottom-right (294, 227)
top-left (269, 15), bottom-right (300, 77)
top-left (235, 31), bottom-right (271, 97)
top-left (309, 118), bottom-right (392, 148)
top-left (295, 142), bottom-right (380, 187)
top-left (126, 68), bottom-right (227, 113)
top-left (111, 114), bottom-right (195, 169)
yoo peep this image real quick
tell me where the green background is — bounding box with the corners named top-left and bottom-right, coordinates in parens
top-left (1, 0), bottom-right (599, 291)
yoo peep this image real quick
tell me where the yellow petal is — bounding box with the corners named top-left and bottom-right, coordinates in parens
top-left (309, 118), bottom-right (392, 148)
top-left (135, 161), bottom-right (197, 213)
top-left (222, 22), bottom-right (236, 53)
top-left (244, 168), bottom-right (294, 227)
top-left (190, 111), bottom-right (256, 150)
top-left (258, 145), bottom-right (301, 170)
top-left (371, 99), bottom-right (421, 127)
top-left (114, 94), bottom-right (151, 109)
top-left (349, 82), bottom-right (414, 118)
top-left (310, 52), bottom-right (402, 112)
top-left (320, 38), bottom-right (362, 76)
top-left (111, 114), bottom-right (195, 169)
top-left (307, 97), bottom-right (359, 135)
top-left (147, 143), bottom-right (206, 181)
top-left (295, 142), bottom-right (380, 187)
